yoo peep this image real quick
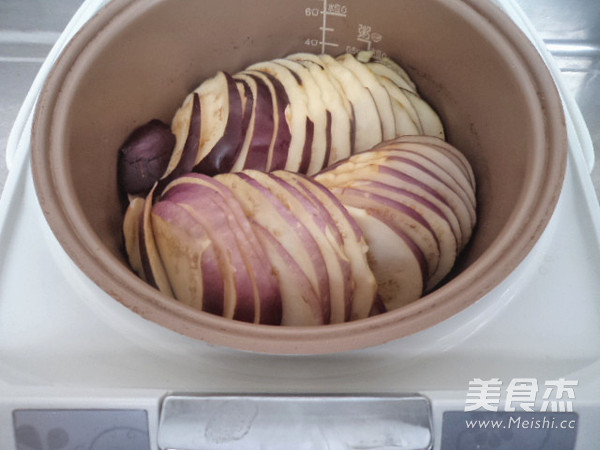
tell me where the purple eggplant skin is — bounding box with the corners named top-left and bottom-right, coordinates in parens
top-left (118, 119), bottom-right (175, 197)
top-left (194, 72), bottom-right (244, 176)
top-left (156, 93), bottom-right (202, 193)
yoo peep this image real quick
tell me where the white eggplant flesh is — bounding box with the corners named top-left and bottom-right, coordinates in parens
top-left (376, 75), bottom-right (423, 135)
top-left (316, 165), bottom-right (465, 252)
top-left (247, 170), bottom-right (352, 324)
top-left (332, 186), bottom-right (441, 282)
top-left (138, 187), bottom-right (174, 296)
top-left (274, 171), bottom-right (377, 321)
top-left (317, 53), bottom-right (383, 152)
top-left (315, 136), bottom-right (477, 293)
top-left (337, 53), bottom-right (397, 141)
top-left (123, 196), bottom-right (145, 277)
top-left (216, 171), bottom-right (330, 324)
top-left (345, 180), bottom-right (458, 291)
top-left (366, 60), bottom-right (418, 94)
top-left (286, 53), bottom-right (354, 165)
top-left (271, 59), bottom-right (332, 175)
top-left (151, 200), bottom-right (220, 313)
top-left (159, 174), bottom-right (282, 324)
top-left (345, 206), bottom-right (424, 312)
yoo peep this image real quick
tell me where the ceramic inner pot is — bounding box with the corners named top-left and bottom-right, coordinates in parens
top-left (32, 0), bottom-right (567, 354)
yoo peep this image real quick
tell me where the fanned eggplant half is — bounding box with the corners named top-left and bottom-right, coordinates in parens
top-left (315, 136), bottom-right (476, 311)
top-left (118, 51), bottom-right (446, 198)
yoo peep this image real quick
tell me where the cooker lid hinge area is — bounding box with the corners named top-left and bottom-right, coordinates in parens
top-left (157, 393), bottom-right (433, 450)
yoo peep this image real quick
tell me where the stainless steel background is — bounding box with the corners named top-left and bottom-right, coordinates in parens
top-left (1, 0), bottom-right (598, 197)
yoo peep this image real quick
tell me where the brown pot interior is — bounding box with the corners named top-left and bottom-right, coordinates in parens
top-left (32, 0), bottom-right (566, 354)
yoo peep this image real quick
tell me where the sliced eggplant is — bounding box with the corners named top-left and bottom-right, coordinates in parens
top-left (365, 59), bottom-right (418, 95)
top-left (336, 53), bottom-right (397, 141)
top-left (317, 53), bottom-right (382, 153)
top-left (243, 60), bottom-right (311, 173)
top-left (316, 163), bottom-right (465, 252)
top-left (216, 171), bottom-right (330, 324)
top-left (376, 54), bottom-right (418, 93)
top-left (158, 182), bottom-right (254, 321)
top-left (138, 187), bottom-right (174, 296)
top-left (315, 144), bottom-right (474, 250)
top-left (332, 186), bottom-right (441, 284)
top-left (287, 55), bottom-right (354, 166)
top-left (247, 170), bottom-right (351, 324)
top-left (275, 171), bottom-right (377, 321)
top-left (151, 199), bottom-right (222, 314)
top-left (372, 144), bottom-right (476, 229)
top-left (251, 224), bottom-right (325, 326)
top-left (399, 88), bottom-right (445, 140)
top-left (123, 196), bottom-right (145, 276)
top-left (394, 135), bottom-right (476, 189)
top-left (345, 180), bottom-right (458, 291)
top-left (160, 174), bottom-right (282, 324)
top-left (272, 58), bottom-right (332, 175)
top-left (345, 205), bottom-right (424, 311)
top-left (162, 92), bottom-right (201, 184)
top-left (375, 75), bottom-right (423, 135)
top-left (379, 143), bottom-right (476, 211)
top-left (193, 71), bottom-right (245, 174)
top-left (232, 72), bottom-right (275, 172)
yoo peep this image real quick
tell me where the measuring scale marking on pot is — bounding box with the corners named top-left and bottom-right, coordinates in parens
top-left (304, 0), bottom-right (383, 55)
top-left (304, 0), bottom-right (393, 60)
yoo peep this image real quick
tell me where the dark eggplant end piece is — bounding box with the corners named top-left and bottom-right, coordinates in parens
top-left (118, 119), bottom-right (175, 197)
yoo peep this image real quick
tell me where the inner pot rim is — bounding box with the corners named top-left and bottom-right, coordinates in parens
top-left (31, 0), bottom-right (567, 355)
